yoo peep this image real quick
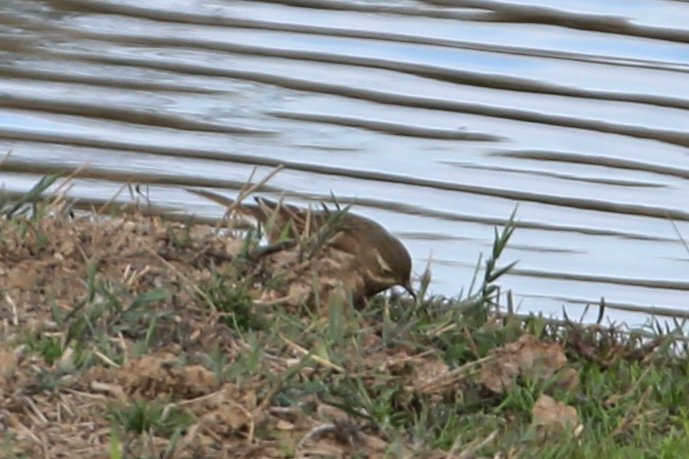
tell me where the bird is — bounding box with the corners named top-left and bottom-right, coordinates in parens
top-left (186, 188), bottom-right (415, 301)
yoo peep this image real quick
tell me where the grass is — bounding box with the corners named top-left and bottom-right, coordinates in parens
top-left (1, 177), bottom-right (689, 458)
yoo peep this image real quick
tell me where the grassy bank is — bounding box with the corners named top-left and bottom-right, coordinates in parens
top-left (1, 178), bottom-right (688, 458)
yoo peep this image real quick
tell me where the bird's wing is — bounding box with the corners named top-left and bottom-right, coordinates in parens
top-left (254, 196), bottom-right (319, 240)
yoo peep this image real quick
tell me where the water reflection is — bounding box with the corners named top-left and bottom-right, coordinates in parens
top-left (2, 0), bottom-right (689, 324)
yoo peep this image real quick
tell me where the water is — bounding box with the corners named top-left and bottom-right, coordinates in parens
top-left (2, 0), bottom-right (689, 324)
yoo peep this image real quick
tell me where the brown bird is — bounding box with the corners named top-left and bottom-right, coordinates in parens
top-left (186, 188), bottom-right (415, 300)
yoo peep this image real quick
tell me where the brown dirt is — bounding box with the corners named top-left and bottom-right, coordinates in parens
top-left (0, 200), bottom-right (581, 457)
top-left (0, 203), bottom-right (447, 458)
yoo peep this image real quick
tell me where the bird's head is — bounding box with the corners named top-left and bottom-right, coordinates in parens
top-left (364, 235), bottom-right (415, 300)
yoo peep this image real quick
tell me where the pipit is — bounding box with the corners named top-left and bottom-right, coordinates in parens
top-left (187, 188), bottom-right (415, 301)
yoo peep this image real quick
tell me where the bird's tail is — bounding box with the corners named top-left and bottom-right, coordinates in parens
top-left (184, 188), bottom-right (263, 219)
top-left (185, 188), bottom-right (299, 241)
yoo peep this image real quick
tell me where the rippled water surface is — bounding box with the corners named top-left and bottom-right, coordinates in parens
top-left (2, 0), bottom-right (689, 324)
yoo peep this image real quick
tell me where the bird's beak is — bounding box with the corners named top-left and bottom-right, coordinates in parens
top-left (402, 281), bottom-right (417, 301)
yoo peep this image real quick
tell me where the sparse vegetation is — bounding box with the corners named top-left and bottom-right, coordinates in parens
top-left (1, 178), bottom-right (689, 458)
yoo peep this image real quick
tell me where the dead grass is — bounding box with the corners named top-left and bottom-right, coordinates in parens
top-left (2, 181), bottom-right (689, 458)
top-left (0, 192), bottom-right (434, 458)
